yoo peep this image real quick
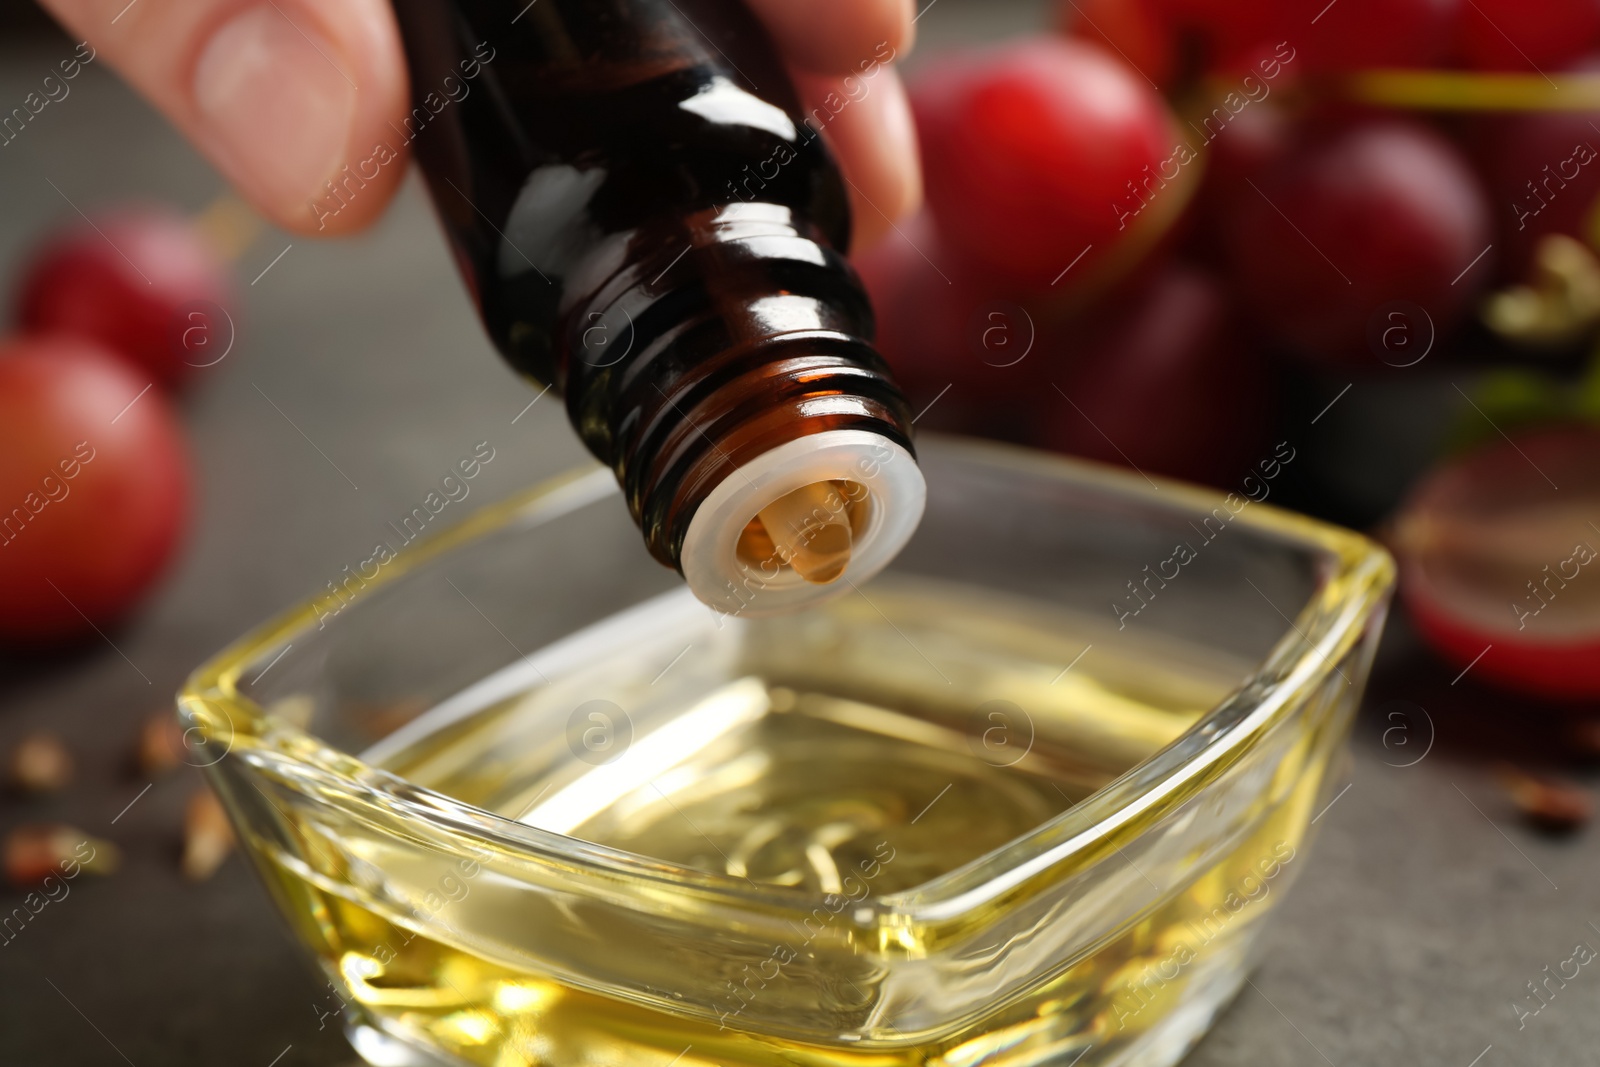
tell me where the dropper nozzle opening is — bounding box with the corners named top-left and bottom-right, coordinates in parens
top-left (680, 431), bottom-right (925, 618)
top-left (737, 479), bottom-right (871, 586)
top-left (754, 481), bottom-right (856, 585)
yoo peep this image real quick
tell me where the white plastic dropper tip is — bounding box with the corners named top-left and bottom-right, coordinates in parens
top-left (679, 430), bottom-right (926, 619)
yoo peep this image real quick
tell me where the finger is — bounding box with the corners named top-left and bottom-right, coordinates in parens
top-left (796, 67), bottom-right (922, 252)
top-left (749, 0), bottom-right (916, 75)
top-left (39, 0), bottom-right (408, 236)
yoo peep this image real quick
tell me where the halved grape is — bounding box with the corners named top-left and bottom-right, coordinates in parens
top-left (1396, 426), bottom-right (1600, 700)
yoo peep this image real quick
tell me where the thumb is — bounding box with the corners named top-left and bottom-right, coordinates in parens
top-left (40, 0), bottom-right (410, 236)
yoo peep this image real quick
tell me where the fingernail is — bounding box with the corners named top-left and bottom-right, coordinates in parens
top-left (194, 6), bottom-right (356, 219)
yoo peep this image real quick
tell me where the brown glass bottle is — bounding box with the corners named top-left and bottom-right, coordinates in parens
top-left (390, 0), bottom-right (924, 616)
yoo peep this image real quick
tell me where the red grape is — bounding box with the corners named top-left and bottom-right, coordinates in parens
top-left (1457, 0), bottom-right (1600, 73)
top-left (1028, 266), bottom-right (1271, 486)
top-left (1470, 80), bottom-right (1600, 281)
top-left (910, 39), bottom-right (1186, 293)
top-left (1161, 0), bottom-right (1285, 70)
top-left (15, 206), bottom-right (234, 389)
top-left (854, 213), bottom-right (1039, 436)
top-left (1396, 426), bottom-right (1600, 700)
top-left (1300, 0), bottom-right (1458, 73)
top-left (0, 335), bottom-right (190, 644)
top-left (1222, 119), bottom-right (1492, 365)
top-left (1186, 97), bottom-right (1293, 265)
top-left (1154, 0), bottom-right (1454, 75)
top-left (1058, 0), bottom-right (1177, 89)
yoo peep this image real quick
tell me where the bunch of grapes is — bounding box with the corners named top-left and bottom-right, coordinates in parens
top-left (862, 5), bottom-right (1600, 699)
top-left (0, 209), bottom-right (235, 644)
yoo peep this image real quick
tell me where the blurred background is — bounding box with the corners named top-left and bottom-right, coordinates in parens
top-left (2, 0), bottom-right (1599, 1064)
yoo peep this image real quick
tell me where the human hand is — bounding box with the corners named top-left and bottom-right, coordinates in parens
top-left (37, 0), bottom-right (922, 248)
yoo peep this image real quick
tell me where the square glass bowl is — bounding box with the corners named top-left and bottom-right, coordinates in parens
top-left (180, 437), bottom-right (1393, 1067)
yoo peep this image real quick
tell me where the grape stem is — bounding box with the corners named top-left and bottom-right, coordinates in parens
top-left (1343, 71), bottom-right (1600, 112)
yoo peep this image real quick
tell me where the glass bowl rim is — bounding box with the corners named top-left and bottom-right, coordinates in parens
top-left (180, 435), bottom-right (1394, 923)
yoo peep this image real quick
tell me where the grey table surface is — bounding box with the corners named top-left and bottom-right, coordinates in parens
top-left (1, 4), bottom-right (1596, 1066)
